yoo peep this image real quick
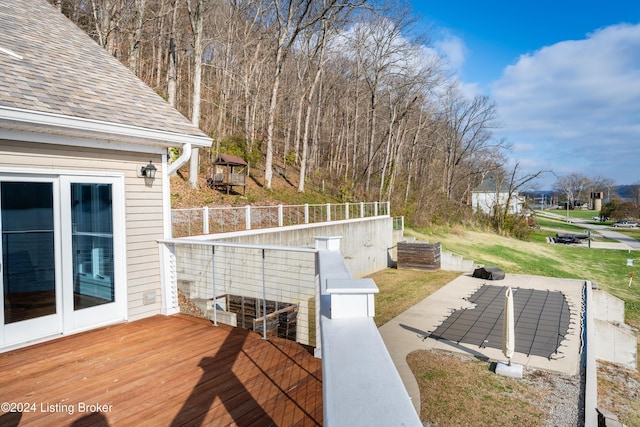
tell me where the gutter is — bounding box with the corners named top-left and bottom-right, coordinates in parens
top-left (0, 106), bottom-right (212, 148)
top-left (166, 143), bottom-right (191, 176)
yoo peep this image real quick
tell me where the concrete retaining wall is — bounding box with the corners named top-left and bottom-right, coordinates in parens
top-left (594, 319), bottom-right (638, 370)
top-left (194, 216), bottom-right (393, 278)
top-left (593, 290), bottom-right (625, 324)
top-left (592, 289), bottom-right (638, 370)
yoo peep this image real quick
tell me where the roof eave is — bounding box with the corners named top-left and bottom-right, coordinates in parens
top-left (0, 105), bottom-right (212, 150)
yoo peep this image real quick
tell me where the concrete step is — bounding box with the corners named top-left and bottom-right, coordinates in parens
top-left (441, 250), bottom-right (475, 272)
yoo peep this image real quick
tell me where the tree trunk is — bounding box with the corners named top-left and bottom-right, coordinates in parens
top-left (128, 0), bottom-right (146, 73)
top-left (167, 0), bottom-right (179, 107)
top-left (186, 0), bottom-right (204, 189)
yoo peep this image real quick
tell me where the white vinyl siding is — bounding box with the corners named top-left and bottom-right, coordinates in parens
top-left (0, 139), bottom-right (165, 321)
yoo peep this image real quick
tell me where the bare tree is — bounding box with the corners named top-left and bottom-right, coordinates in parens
top-left (435, 86), bottom-right (501, 200)
top-left (552, 173), bottom-right (592, 207)
top-left (260, 0), bottom-right (367, 190)
top-left (186, 0), bottom-right (205, 188)
top-left (128, 0), bottom-right (147, 73)
top-left (490, 163), bottom-right (549, 234)
top-left (167, 0), bottom-right (181, 108)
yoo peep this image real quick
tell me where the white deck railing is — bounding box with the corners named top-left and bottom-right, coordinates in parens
top-left (316, 236), bottom-right (421, 426)
top-left (159, 238), bottom-right (318, 346)
top-left (158, 234), bottom-right (420, 426)
top-left (171, 201), bottom-right (390, 237)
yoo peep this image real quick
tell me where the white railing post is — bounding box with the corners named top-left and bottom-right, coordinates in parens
top-left (245, 205), bottom-right (251, 230)
top-left (326, 278), bottom-right (379, 319)
top-left (278, 204), bottom-right (283, 227)
top-left (326, 203), bottom-right (331, 222)
top-left (387, 201), bottom-right (391, 216)
top-left (374, 201), bottom-right (379, 216)
top-left (360, 202), bottom-right (364, 218)
top-left (159, 242), bottom-right (179, 315)
top-left (262, 248), bottom-right (268, 340)
top-left (345, 202), bottom-right (349, 220)
top-left (304, 203), bottom-right (309, 224)
top-left (203, 206), bottom-right (209, 235)
top-left (211, 245), bottom-right (217, 326)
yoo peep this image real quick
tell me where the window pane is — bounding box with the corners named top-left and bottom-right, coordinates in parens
top-left (2, 182), bottom-right (56, 324)
top-left (71, 183), bottom-right (114, 310)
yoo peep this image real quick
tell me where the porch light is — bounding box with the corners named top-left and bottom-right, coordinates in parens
top-left (141, 160), bottom-right (157, 179)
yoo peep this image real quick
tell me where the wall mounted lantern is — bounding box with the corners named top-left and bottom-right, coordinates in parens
top-left (141, 160), bottom-right (157, 179)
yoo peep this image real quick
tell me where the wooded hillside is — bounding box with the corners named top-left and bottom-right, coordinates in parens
top-left (50, 0), bottom-right (515, 226)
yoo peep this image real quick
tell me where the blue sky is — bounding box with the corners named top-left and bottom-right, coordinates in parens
top-left (412, 1), bottom-right (640, 189)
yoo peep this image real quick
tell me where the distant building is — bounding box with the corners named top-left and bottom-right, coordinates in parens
top-left (471, 179), bottom-right (525, 215)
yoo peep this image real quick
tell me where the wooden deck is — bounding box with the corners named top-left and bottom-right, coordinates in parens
top-left (0, 315), bottom-right (323, 426)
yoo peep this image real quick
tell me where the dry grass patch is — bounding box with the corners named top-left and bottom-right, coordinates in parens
top-left (367, 269), bottom-right (461, 327)
top-left (408, 350), bottom-right (550, 426)
top-left (406, 228), bottom-right (564, 273)
top-left (598, 360), bottom-right (640, 426)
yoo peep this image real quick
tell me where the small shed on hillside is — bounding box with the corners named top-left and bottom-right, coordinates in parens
top-left (207, 154), bottom-right (247, 194)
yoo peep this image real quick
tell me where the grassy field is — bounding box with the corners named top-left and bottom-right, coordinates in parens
top-left (404, 223), bottom-right (640, 328)
top-left (369, 220), bottom-right (640, 426)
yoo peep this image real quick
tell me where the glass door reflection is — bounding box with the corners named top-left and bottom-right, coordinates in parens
top-left (71, 183), bottom-right (114, 310)
top-left (2, 182), bottom-right (56, 324)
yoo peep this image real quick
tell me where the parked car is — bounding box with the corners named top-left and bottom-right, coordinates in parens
top-left (612, 221), bottom-right (638, 228)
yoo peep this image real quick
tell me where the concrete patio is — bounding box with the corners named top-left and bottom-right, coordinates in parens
top-left (379, 273), bottom-right (585, 411)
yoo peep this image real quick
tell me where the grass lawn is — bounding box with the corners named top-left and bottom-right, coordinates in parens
top-left (370, 224), bottom-right (640, 426)
top-left (403, 226), bottom-right (640, 328)
top-left (368, 269), bottom-right (460, 327)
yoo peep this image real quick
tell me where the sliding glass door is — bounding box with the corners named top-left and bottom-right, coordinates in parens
top-left (61, 176), bottom-right (124, 332)
top-left (0, 174), bottom-right (125, 347)
top-left (70, 183), bottom-right (114, 310)
top-left (1, 179), bottom-right (62, 345)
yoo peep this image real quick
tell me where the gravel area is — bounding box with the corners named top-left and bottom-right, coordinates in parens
top-left (522, 367), bottom-right (583, 427)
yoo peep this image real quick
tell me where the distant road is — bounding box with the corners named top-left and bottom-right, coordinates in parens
top-left (539, 211), bottom-right (640, 251)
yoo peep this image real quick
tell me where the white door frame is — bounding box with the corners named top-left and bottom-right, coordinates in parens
top-left (0, 170), bottom-right (127, 348)
top-left (0, 175), bottom-right (63, 347)
top-left (60, 175), bottom-right (127, 334)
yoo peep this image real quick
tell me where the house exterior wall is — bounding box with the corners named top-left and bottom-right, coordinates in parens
top-left (471, 191), bottom-right (523, 215)
top-left (0, 139), bottom-right (165, 321)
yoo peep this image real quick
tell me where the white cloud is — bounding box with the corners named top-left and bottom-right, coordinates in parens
top-left (430, 33), bottom-right (482, 99)
top-left (434, 34), bottom-right (466, 72)
top-left (492, 23), bottom-right (640, 185)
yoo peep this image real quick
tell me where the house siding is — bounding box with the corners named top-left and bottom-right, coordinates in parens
top-left (0, 139), bottom-right (165, 321)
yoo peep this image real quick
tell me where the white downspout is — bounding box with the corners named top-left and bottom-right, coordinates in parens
top-left (163, 143), bottom-right (192, 240)
top-left (160, 143), bottom-right (192, 315)
top-left (166, 143), bottom-right (192, 176)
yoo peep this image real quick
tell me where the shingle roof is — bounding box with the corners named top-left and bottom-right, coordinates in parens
top-left (215, 154), bottom-right (248, 166)
top-left (0, 0), bottom-right (209, 143)
top-left (473, 177), bottom-right (512, 192)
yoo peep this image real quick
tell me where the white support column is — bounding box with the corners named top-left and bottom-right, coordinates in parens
top-left (203, 206), bottom-right (209, 234)
top-left (159, 242), bottom-right (179, 315)
top-left (245, 205), bottom-right (251, 230)
top-left (374, 201), bottom-right (378, 216)
top-left (345, 202), bottom-right (350, 220)
top-left (386, 201), bottom-right (391, 216)
top-left (326, 203), bottom-right (331, 222)
top-left (278, 204), bottom-right (283, 227)
top-left (304, 204), bottom-right (309, 224)
top-left (360, 202), bottom-right (365, 218)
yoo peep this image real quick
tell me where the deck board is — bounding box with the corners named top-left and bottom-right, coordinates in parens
top-left (0, 314), bottom-right (322, 426)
